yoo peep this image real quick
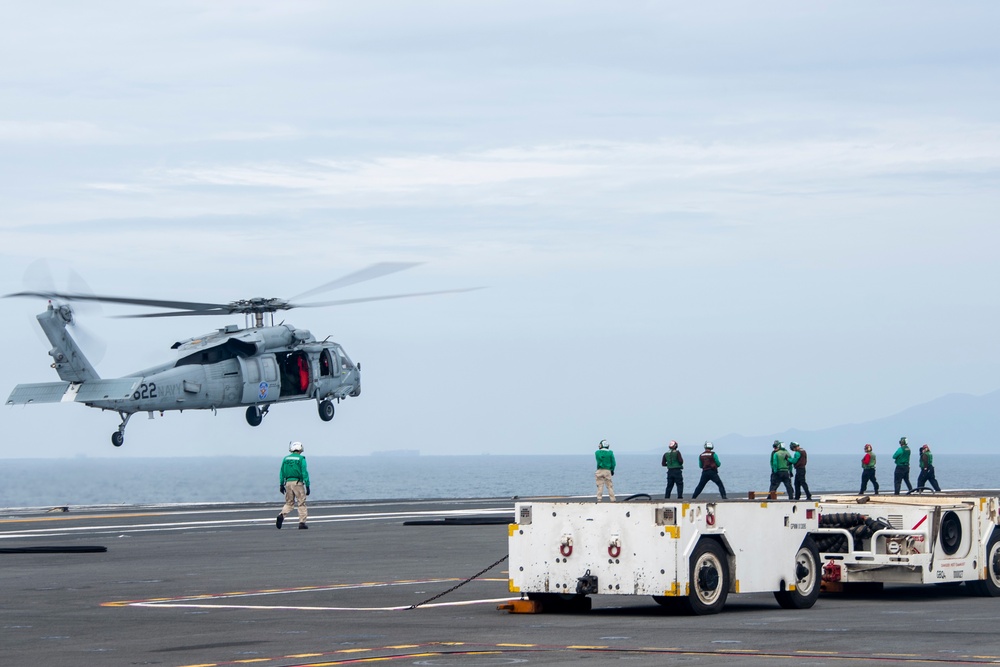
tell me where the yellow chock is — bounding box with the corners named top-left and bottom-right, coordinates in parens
top-left (497, 599), bottom-right (543, 613)
top-left (820, 581), bottom-right (844, 593)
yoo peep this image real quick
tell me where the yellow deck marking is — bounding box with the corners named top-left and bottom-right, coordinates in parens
top-left (0, 512), bottom-right (171, 524)
top-left (176, 641), bottom-right (1000, 667)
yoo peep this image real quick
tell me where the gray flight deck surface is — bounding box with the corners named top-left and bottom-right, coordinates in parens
top-left (3, 496), bottom-right (1000, 667)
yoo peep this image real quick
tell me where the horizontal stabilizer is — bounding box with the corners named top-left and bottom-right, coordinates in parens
top-left (7, 378), bottom-right (141, 405)
top-left (6, 382), bottom-right (73, 405)
top-left (76, 378), bottom-right (142, 401)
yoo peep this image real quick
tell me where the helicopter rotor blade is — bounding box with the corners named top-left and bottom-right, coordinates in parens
top-left (290, 287), bottom-right (485, 309)
top-left (4, 290), bottom-right (231, 313)
top-left (114, 308), bottom-right (233, 319)
top-left (7, 262), bottom-right (479, 321)
top-left (290, 262), bottom-right (422, 301)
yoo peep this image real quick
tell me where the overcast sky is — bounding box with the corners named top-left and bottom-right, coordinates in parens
top-left (2, 2), bottom-right (999, 458)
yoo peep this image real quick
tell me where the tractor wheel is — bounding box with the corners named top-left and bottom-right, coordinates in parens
top-left (681, 539), bottom-right (729, 615)
top-left (774, 537), bottom-right (821, 609)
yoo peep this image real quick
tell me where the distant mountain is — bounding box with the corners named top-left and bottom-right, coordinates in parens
top-left (714, 389), bottom-right (1000, 455)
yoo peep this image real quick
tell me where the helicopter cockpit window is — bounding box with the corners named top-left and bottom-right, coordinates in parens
top-left (320, 349), bottom-right (333, 377)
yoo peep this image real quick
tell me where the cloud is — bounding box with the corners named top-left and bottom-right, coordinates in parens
top-left (81, 121), bottom-right (1000, 206)
top-left (0, 120), bottom-right (116, 144)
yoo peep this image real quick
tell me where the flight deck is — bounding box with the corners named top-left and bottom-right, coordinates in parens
top-left (3, 497), bottom-right (1000, 666)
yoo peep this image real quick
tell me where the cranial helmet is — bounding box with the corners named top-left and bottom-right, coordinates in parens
top-left (289, 441), bottom-right (304, 453)
top-left (864, 443), bottom-right (872, 451)
top-left (921, 444), bottom-right (930, 451)
top-left (772, 440), bottom-right (782, 448)
top-left (900, 436), bottom-right (908, 445)
top-left (790, 442), bottom-right (800, 449)
top-left (668, 440), bottom-right (678, 449)
top-left (704, 441), bottom-right (714, 450)
top-left (598, 439), bottom-right (609, 449)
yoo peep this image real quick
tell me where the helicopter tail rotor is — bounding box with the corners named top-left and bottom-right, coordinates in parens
top-left (17, 260), bottom-right (107, 365)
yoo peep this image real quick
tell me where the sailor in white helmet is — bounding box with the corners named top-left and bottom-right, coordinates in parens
top-left (691, 441), bottom-right (727, 500)
top-left (595, 439), bottom-right (616, 502)
top-left (277, 441), bottom-right (310, 529)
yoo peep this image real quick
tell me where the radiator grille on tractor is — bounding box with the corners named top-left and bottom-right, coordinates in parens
top-left (518, 505), bottom-right (533, 525)
top-left (656, 507), bottom-right (677, 525)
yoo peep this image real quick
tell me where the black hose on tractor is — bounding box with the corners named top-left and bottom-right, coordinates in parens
top-left (816, 513), bottom-right (892, 552)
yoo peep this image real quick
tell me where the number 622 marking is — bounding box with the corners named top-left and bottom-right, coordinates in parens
top-left (132, 383), bottom-right (157, 400)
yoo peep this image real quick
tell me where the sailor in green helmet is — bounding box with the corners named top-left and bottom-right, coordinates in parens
top-left (661, 440), bottom-right (684, 499)
top-left (768, 440), bottom-right (794, 499)
top-left (892, 436), bottom-right (913, 495)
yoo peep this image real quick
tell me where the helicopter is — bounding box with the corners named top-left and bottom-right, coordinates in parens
top-left (5, 262), bottom-right (478, 447)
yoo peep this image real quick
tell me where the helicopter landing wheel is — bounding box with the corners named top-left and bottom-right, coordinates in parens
top-left (318, 400), bottom-right (335, 422)
top-left (246, 406), bottom-right (263, 427)
top-left (112, 411), bottom-right (132, 447)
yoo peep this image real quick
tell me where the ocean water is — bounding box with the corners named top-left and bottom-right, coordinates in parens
top-left (1, 454), bottom-right (996, 509)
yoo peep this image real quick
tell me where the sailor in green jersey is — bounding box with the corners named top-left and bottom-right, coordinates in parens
top-left (892, 436), bottom-right (913, 495)
top-left (661, 440), bottom-right (684, 499)
top-left (917, 443), bottom-right (942, 492)
top-left (277, 441), bottom-right (311, 529)
top-left (768, 440), bottom-right (794, 499)
top-left (859, 443), bottom-right (879, 494)
top-left (595, 439), bottom-right (616, 502)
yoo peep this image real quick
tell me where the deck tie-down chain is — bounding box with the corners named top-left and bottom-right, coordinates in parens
top-left (407, 554), bottom-right (509, 609)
